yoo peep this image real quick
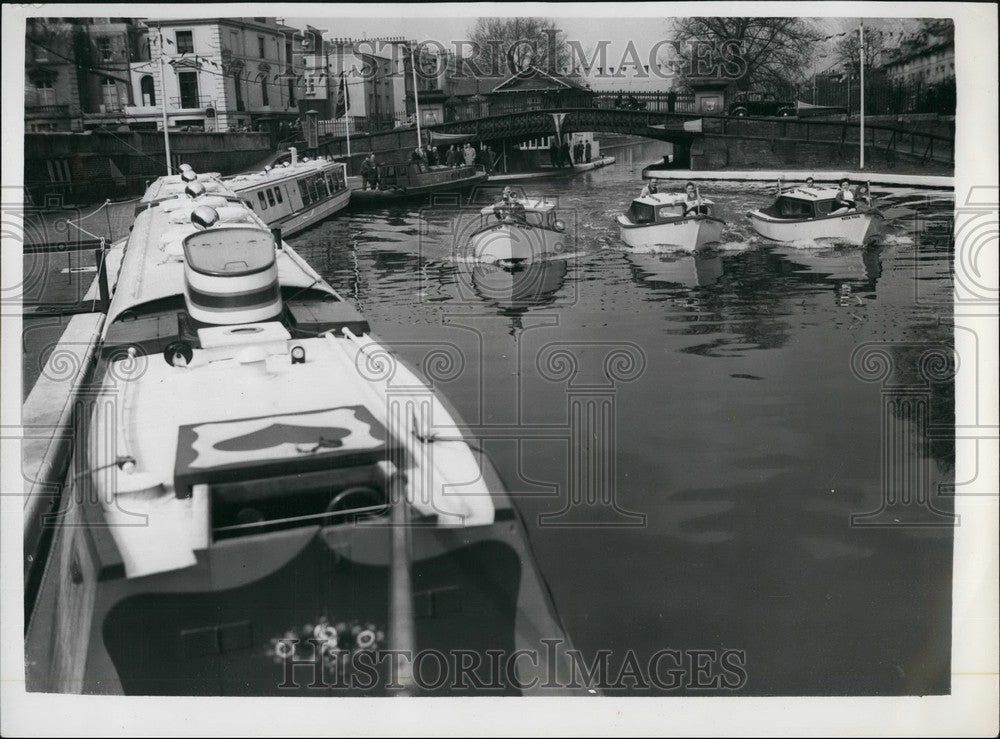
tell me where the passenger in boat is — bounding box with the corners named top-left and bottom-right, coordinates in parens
top-left (463, 143), bottom-right (476, 167)
top-left (832, 178), bottom-right (856, 213)
top-left (585, 140), bottom-right (592, 163)
top-left (683, 181), bottom-right (707, 216)
top-left (856, 183), bottom-right (873, 210)
top-left (562, 141), bottom-right (572, 167)
top-left (482, 144), bottom-right (494, 175)
top-left (639, 180), bottom-right (659, 198)
top-left (805, 177), bottom-right (815, 189)
top-left (549, 139), bottom-right (560, 168)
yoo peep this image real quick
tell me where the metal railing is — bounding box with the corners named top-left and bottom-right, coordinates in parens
top-left (25, 104), bottom-right (70, 118)
top-left (168, 95), bottom-right (215, 110)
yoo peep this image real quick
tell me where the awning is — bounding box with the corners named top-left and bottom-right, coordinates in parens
top-left (428, 131), bottom-right (479, 145)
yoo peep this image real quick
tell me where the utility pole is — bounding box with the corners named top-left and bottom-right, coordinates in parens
top-left (156, 26), bottom-right (172, 175)
top-left (410, 42), bottom-right (422, 148)
top-left (859, 19), bottom-right (866, 170)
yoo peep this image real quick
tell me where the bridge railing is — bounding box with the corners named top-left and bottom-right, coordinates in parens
top-left (706, 115), bottom-right (955, 164)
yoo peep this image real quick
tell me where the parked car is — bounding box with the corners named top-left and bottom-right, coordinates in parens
top-left (727, 92), bottom-right (796, 117)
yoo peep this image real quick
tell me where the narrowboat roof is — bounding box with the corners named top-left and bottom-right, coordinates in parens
top-left (107, 175), bottom-right (333, 326)
top-left (225, 156), bottom-right (346, 191)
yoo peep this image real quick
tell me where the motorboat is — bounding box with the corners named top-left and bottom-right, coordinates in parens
top-left (24, 168), bottom-right (585, 696)
top-left (617, 192), bottom-right (726, 250)
top-left (746, 186), bottom-right (884, 245)
top-left (469, 197), bottom-right (570, 263)
top-left (225, 148), bottom-right (350, 236)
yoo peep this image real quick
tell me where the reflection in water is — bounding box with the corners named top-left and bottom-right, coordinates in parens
top-left (464, 258), bottom-right (568, 335)
top-left (288, 141), bottom-right (956, 696)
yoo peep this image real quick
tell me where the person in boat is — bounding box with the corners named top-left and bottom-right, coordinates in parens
top-left (585, 140), bottom-right (592, 163)
top-left (832, 178), bottom-right (856, 213)
top-left (549, 139), bottom-right (560, 168)
top-left (856, 183), bottom-right (873, 210)
top-left (463, 143), bottom-right (476, 167)
top-left (482, 144), bottom-right (494, 175)
top-left (682, 181), bottom-right (707, 216)
top-left (360, 153), bottom-right (378, 191)
top-left (805, 176), bottom-right (815, 189)
top-left (639, 180), bottom-right (659, 198)
top-left (561, 140), bottom-right (572, 167)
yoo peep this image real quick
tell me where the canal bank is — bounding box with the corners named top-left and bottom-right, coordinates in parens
top-left (643, 168), bottom-right (954, 189)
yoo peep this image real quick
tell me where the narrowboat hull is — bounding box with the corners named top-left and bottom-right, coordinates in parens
top-left (617, 214), bottom-right (726, 250)
top-left (351, 170), bottom-right (487, 203)
top-left (273, 188), bottom-right (351, 236)
top-left (747, 209), bottom-right (884, 245)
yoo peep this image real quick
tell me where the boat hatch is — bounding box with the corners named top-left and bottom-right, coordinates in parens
top-left (173, 404), bottom-right (406, 529)
top-left (285, 298), bottom-right (371, 337)
top-left (197, 322), bottom-right (291, 348)
top-left (182, 226), bottom-right (282, 325)
top-left (182, 227), bottom-right (275, 277)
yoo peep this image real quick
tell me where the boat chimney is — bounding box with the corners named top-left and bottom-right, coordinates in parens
top-left (289, 147), bottom-right (298, 167)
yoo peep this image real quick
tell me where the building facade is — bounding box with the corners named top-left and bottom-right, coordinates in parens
top-left (25, 17), bottom-right (145, 132)
top-left (126, 17), bottom-right (301, 132)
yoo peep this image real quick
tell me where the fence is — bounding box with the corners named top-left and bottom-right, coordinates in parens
top-left (796, 75), bottom-right (956, 117)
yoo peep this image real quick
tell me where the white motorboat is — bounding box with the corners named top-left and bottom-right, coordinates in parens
top-left (469, 197), bottom-right (570, 263)
top-left (225, 147), bottom-right (350, 236)
top-left (747, 186), bottom-right (884, 245)
top-left (25, 168), bottom-right (585, 696)
top-left (617, 192), bottom-right (726, 250)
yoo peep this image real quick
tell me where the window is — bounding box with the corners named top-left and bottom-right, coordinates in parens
top-left (261, 78), bottom-right (269, 106)
top-left (140, 75), bottom-right (155, 106)
top-left (178, 72), bottom-right (199, 108)
top-left (288, 79), bottom-right (295, 105)
top-left (98, 38), bottom-right (112, 61)
top-left (233, 69), bottom-right (245, 111)
top-left (35, 80), bottom-right (55, 105)
top-left (254, 17), bottom-right (266, 23)
top-left (101, 78), bottom-right (120, 111)
top-left (46, 159), bottom-right (72, 183)
top-left (175, 30), bottom-right (194, 54)
top-left (258, 36), bottom-right (266, 59)
top-left (628, 202), bottom-right (655, 224)
top-left (257, 191), bottom-right (268, 210)
top-left (273, 187), bottom-right (283, 204)
top-left (286, 42), bottom-right (293, 65)
top-left (266, 188), bottom-right (276, 207)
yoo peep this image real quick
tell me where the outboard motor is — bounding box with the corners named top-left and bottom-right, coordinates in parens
top-left (180, 208), bottom-right (282, 325)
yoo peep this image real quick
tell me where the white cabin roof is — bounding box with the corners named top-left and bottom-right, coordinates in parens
top-left (479, 197), bottom-right (558, 215)
top-left (632, 192), bottom-right (715, 207)
top-left (225, 156), bottom-right (346, 191)
top-left (779, 186), bottom-right (842, 201)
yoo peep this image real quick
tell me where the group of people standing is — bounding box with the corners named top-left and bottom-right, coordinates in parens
top-left (411, 143), bottom-right (495, 174)
top-left (548, 137), bottom-right (593, 168)
top-left (359, 142), bottom-right (496, 190)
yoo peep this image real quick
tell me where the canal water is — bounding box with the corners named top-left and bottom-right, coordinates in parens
top-left (290, 140), bottom-right (956, 695)
top-left (19, 139), bottom-right (955, 695)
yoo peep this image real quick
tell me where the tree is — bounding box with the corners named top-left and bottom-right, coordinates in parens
top-left (834, 25), bottom-right (888, 76)
top-left (464, 17), bottom-right (571, 78)
top-left (668, 17), bottom-right (819, 93)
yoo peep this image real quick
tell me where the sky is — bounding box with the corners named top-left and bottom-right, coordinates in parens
top-left (283, 15), bottom-right (922, 91)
